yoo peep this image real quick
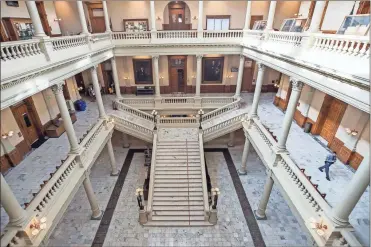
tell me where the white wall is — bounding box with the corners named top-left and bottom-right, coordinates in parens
top-left (298, 1), bottom-right (311, 18)
top-left (0, 108), bottom-right (24, 147)
top-left (42, 88), bottom-right (60, 120)
top-left (66, 77), bottom-right (81, 102)
top-left (252, 65), bottom-right (280, 86)
top-left (54, 1), bottom-right (82, 35)
top-left (273, 1), bottom-right (301, 30)
top-left (203, 1), bottom-right (247, 29)
top-left (32, 92), bottom-right (50, 126)
top-left (307, 89), bottom-right (325, 121)
top-left (45, 2), bottom-right (61, 35)
top-left (297, 84), bottom-right (315, 116)
top-left (276, 74), bottom-right (290, 99)
top-left (1, 1), bottom-right (30, 18)
top-left (321, 1), bottom-right (355, 31)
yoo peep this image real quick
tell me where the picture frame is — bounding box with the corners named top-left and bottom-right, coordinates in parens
top-left (337, 14), bottom-right (370, 35)
top-left (123, 19), bottom-right (149, 32)
top-left (133, 59), bottom-right (153, 84)
top-left (6, 1), bottom-right (19, 7)
top-left (202, 57), bottom-right (224, 83)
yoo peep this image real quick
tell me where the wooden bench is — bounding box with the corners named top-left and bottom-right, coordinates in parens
top-left (45, 113), bottom-right (77, 138)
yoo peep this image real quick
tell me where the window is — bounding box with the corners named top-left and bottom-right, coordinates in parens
top-left (22, 113), bottom-right (32, 127)
top-left (206, 16), bottom-right (230, 31)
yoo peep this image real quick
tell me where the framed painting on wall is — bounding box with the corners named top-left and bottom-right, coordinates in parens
top-left (6, 1), bottom-right (19, 7)
top-left (123, 19), bottom-right (149, 32)
top-left (133, 59), bottom-right (153, 84)
top-left (202, 57), bottom-right (224, 83)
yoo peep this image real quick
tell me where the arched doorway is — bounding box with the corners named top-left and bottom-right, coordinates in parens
top-left (163, 1), bottom-right (191, 30)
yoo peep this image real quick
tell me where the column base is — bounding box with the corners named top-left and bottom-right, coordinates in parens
top-left (70, 146), bottom-right (84, 155)
top-left (330, 214), bottom-right (350, 227)
top-left (110, 170), bottom-right (120, 176)
top-left (254, 210), bottom-right (267, 220)
top-left (238, 169), bottom-right (247, 175)
top-left (139, 209), bottom-right (148, 224)
top-left (208, 209), bottom-right (218, 225)
top-left (123, 143), bottom-right (130, 148)
top-left (91, 210), bottom-right (103, 220)
top-left (227, 142), bottom-right (235, 147)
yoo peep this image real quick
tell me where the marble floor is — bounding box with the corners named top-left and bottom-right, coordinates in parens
top-left (1, 92), bottom-right (369, 246)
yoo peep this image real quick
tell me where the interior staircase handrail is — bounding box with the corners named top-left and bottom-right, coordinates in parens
top-left (201, 98), bottom-right (241, 122)
top-left (115, 100), bottom-right (154, 122)
top-left (146, 132), bottom-right (158, 218)
top-left (199, 131), bottom-right (210, 217)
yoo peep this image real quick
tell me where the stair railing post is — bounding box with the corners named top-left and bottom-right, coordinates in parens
top-left (136, 188), bottom-right (147, 224)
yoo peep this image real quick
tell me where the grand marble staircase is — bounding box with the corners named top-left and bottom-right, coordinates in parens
top-left (145, 128), bottom-right (211, 226)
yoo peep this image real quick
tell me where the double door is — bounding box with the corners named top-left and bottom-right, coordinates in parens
top-left (168, 56), bottom-right (187, 93)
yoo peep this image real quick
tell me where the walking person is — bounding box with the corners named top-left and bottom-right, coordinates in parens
top-left (318, 151), bottom-right (337, 181)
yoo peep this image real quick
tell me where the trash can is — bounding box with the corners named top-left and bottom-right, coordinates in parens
top-left (304, 122), bottom-right (312, 133)
top-left (74, 99), bottom-right (87, 111)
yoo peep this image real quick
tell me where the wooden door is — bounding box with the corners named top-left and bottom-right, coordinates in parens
top-left (168, 2), bottom-right (186, 30)
top-left (12, 103), bottom-right (39, 146)
top-left (168, 56), bottom-right (187, 93)
top-left (320, 98), bottom-right (347, 144)
top-left (242, 59), bottom-right (254, 92)
top-left (63, 82), bottom-right (71, 100)
top-left (91, 17), bottom-right (105, 33)
top-left (36, 2), bottom-right (52, 36)
top-left (250, 15), bottom-right (264, 29)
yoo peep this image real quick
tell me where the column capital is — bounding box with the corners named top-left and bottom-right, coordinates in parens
top-left (196, 54), bottom-right (204, 60)
top-left (152, 55), bottom-right (159, 60)
top-left (91, 64), bottom-right (98, 70)
top-left (239, 55), bottom-right (245, 60)
top-left (290, 78), bottom-right (304, 92)
top-left (257, 62), bottom-right (266, 71)
top-left (51, 83), bottom-right (64, 94)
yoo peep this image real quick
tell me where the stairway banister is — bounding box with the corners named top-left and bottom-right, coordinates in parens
top-left (0, 228), bottom-right (20, 247)
top-left (339, 229), bottom-right (363, 247)
top-left (280, 153), bottom-right (331, 213)
top-left (115, 100), bottom-right (154, 121)
top-left (147, 132), bottom-right (158, 218)
top-left (198, 131), bottom-right (210, 217)
top-left (79, 119), bottom-right (105, 147)
top-left (251, 118), bottom-right (277, 147)
top-left (201, 98), bottom-right (241, 122)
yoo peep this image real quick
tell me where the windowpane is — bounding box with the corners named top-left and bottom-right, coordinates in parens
top-left (23, 113), bottom-right (32, 127)
top-left (221, 19), bottom-right (229, 30)
top-left (214, 19), bottom-right (222, 30)
top-left (207, 19), bottom-right (215, 30)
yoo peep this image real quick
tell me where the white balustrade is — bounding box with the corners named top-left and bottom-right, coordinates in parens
top-left (111, 114), bottom-right (153, 139)
top-left (203, 113), bottom-right (247, 136)
top-left (1, 39), bottom-right (42, 61)
top-left (201, 97), bottom-right (235, 106)
top-left (91, 33), bottom-right (111, 43)
top-left (266, 31), bottom-right (305, 46)
top-left (157, 30), bottom-right (198, 39)
top-left (119, 98), bottom-right (155, 107)
top-left (161, 97), bottom-right (195, 104)
top-left (146, 132), bottom-right (157, 219)
top-left (312, 33), bottom-right (370, 58)
top-left (198, 133), bottom-right (210, 218)
top-left (202, 99), bottom-right (241, 122)
top-left (51, 35), bottom-right (88, 51)
top-left (203, 30), bottom-right (243, 39)
top-left (245, 30), bottom-right (264, 40)
top-left (115, 101), bottom-right (154, 122)
top-left (158, 116), bottom-right (198, 125)
top-left (112, 31), bottom-right (151, 40)
top-left (251, 118), bottom-right (277, 149)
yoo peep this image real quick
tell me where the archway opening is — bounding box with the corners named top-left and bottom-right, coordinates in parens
top-left (163, 1), bottom-right (191, 30)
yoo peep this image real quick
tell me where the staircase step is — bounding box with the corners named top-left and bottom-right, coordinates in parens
top-left (155, 170), bottom-right (201, 175)
top-left (152, 205), bottom-right (204, 211)
top-left (155, 175), bottom-right (201, 179)
top-left (154, 183), bottom-right (202, 188)
top-left (155, 179), bottom-right (202, 183)
top-left (152, 216), bottom-right (205, 221)
top-left (155, 167), bottom-right (201, 171)
top-left (156, 155), bottom-right (200, 159)
top-left (153, 201), bottom-right (204, 206)
top-left (152, 210), bottom-right (204, 216)
top-left (158, 141), bottom-right (199, 144)
top-left (155, 162), bottom-right (200, 166)
top-left (156, 152), bottom-right (200, 156)
top-left (156, 149), bottom-right (199, 152)
top-left (153, 196), bottom-right (203, 201)
top-left (154, 187), bottom-right (203, 192)
top-left (144, 221), bottom-right (212, 226)
top-left (154, 192), bottom-right (203, 197)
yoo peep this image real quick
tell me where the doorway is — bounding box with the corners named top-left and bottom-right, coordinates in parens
top-left (75, 72), bottom-right (85, 95)
top-left (250, 15), bottom-right (264, 29)
top-left (86, 3), bottom-right (106, 33)
top-left (241, 59), bottom-right (254, 92)
top-left (168, 56), bottom-right (187, 93)
top-left (164, 1), bottom-right (191, 30)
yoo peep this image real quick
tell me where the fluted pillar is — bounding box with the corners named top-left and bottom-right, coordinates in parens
top-left (152, 55), bottom-right (160, 97)
top-left (238, 131), bottom-right (250, 175)
top-left (276, 78), bottom-right (304, 151)
top-left (331, 160), bottom-right (370, 225)
top-left (243, 1), bottom-right (252, 30)
top-left (197, 1), bottom-right (203, 38)
top-left (266, 1), bottom-right (277, 31)
top-left (25, 1), bottom-right (46, 37)
top-left (0, 174), bottom-right (27, 226)
top-left (83, 176), bottom-right (103, 220)
top-left (77, 1), bottom-right (89, 34)
top-left (196, 54), bottom-right (203, 97)
top-left (52, 84), bottom-right (81, 153)
top-left (111, 57), bottom-right (122, 99)
top-left (107, 138), bottom-right (119, 176)
top-left (249, 63), bottom-right (266, 118)
top-left (255, 175), bottom-right (274, 220)
top-left (102, 1), bottom-right (111, 32)
top-left (150, 1), bottom-right (157, 31)
top-left (235, 55), bottom-right (245, 97)
top-left (90, 66), bottom-right (106, 119)
top-left (307, 1), bottom-right (327, 33)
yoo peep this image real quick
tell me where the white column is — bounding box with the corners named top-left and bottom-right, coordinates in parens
top-left (25, 1), bottom-right (46, 37)
top-left (197, 1), bottom-right (203, 38)
top-left (276, 78), bottom-right (303, 151)
top-left (249, 63), bottom-right (266, 118)
top-left (235, 55), bottom-right (245, 97)
top-left (90, 66), bottom-right (107, 119)
top-left (243, 1), bottom-right (252, 30)
top-left (0, 174), bottom-right (27, 226)
top-left (122, 133), bottom-right (130, 148)
top-left (102, 1), bottom-right (111, 32)
top-left (150, 1), bottom-right (157, 31)
top-left (152, 55), bottom-right (160, 97)
top-left (238, 132), bottom-right (250, 175)
top-left (227, 131), bottom-right (235, 147)
top-left (301, 87), bottom-right (315, 118)
top-left (196, 55), bottom-right (203, 97)
top-left (266, 1), bottom-right (277, 31)
top-left (107, 138), bottom-right (119, 176)
top-left (83, 176), bottom-right (103, 220)
top-left (52, 84), bottom-right (81, 153)
top-left (331, 161), bottom-right (370, 225)
top-left (111, 57), bottom-right (122, 99)
top-left (255, 175), bottom-right (274, 220)
top-left (307, 1), bottom-right (327, 33)
top-left (77, 1), bottom-right (89, 34)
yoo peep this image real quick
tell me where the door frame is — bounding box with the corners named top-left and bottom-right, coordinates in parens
top-left (167, 55), bottom-right (187, 93)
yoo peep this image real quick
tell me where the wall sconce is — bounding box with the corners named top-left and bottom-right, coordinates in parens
top-left (156, 16), bottom-right (161, 21)
top-left (272, 79), bottom-right (280, 88)
top-left (191, 74), bottom-right (196, 79)
top-left (192, 16), bottom-right (198, 20)
top-left (54, 18), bottom-right (62, 22)
top-left (2, 131), bottom-right (14, 139)
top-left (30, 217), bottom-right (47, 236)
top-left (159, 75), bottom-right (164, 80)
top-left (227, 75), bottom-right (233, 79)
top-left (345, 128), bottom-right (358, 136)
top-left (294, 13), bottom-right (303, 17)
top-left (308, 217), bottom-right (327, 237)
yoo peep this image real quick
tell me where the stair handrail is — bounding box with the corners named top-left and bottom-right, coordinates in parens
top-left (198, 131), bottom-right (210, 218)
top-left (146, 132), bottom-right (158, 218)
top-left (203, 112), bottom-right (247, 135)
top-left (201, 98), bottom-right (241, 122)
top-left (115, 100), bottom-right (154, 122)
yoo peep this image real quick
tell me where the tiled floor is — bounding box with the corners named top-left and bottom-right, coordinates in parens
top-left (2, 92), bottom-right (369, 246)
